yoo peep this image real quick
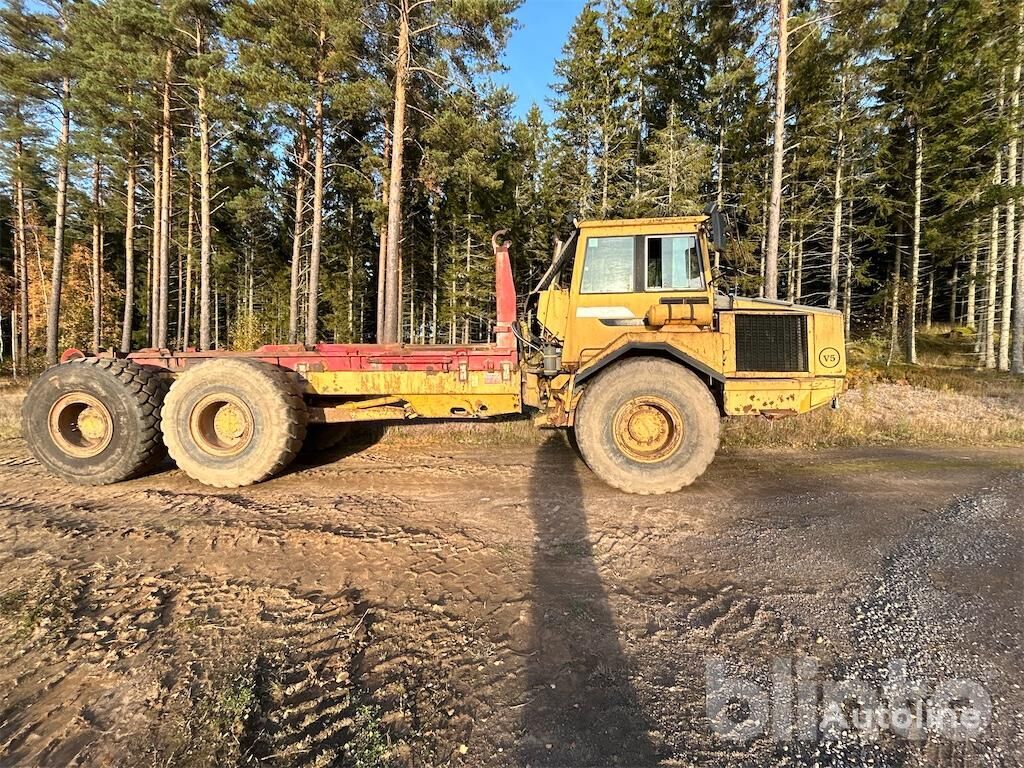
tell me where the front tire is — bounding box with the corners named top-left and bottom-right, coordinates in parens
top-left (573, 358), bottom-right (720, 494)
top-left (162, 359), bottom-right (307, 488)
top-left (22, 358), bottom-right (167, 485)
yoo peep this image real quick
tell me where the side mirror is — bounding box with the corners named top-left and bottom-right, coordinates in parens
top-left (704, 202), bottom-right (729, 253)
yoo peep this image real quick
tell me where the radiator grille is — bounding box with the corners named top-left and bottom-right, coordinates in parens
top-left (734, 314), bottom-right (808, 372)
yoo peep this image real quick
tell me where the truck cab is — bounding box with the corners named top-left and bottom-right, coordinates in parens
top-left (521, 214), bottom-right (846, 492)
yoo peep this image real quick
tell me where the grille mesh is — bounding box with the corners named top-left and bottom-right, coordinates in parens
top-left (734, 314), bottom-right (808, 372)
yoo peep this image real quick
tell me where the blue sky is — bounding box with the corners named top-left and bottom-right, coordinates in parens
top-left (496, 0), bottom-right (587, 120)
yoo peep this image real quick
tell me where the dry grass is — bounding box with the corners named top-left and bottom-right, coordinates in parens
top-left (722, 380), bottom-right (1024, 449)
top-left (0, 382), bottom-right (23, 441)
top-left (375, 416), bottom-right (540, 446)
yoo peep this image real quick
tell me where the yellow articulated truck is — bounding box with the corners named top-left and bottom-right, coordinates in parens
top-left (23, 210), bottom-right (846, 494)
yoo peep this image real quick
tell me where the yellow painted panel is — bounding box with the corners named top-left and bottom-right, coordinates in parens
top-left (403, 393), bottom-right (522, 419)
top-left (723, 376), bottom-right (844, 416)
top-left (303, 370), bottom-right (521, 398)
top-left (536, 288), bottom-right (570, 340)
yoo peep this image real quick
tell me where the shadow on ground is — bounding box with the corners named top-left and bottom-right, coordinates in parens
top-left (521, 434), bottom-right (659, 765)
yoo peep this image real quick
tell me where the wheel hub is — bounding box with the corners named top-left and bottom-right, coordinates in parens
top-left (190, 394), bottom-right (254, 456)
top-left (213, 403), bottom-right (248, 442)
top-left (613, 396), bottom-right (684, 463)
top-left (47, 392), bottom-right (114, 458)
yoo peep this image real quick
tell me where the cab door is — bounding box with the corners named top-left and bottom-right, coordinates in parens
top-left (564, 226), bottom-right (714, 367)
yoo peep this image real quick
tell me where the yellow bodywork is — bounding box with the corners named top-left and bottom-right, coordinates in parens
top-left (531, 216), bottom-right (847, 424)
top-left (303, 369), bottom-right (521, 421)
top-left (295, 215), bottom-right (846, 426)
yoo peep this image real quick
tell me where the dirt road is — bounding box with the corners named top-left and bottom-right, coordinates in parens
top-left (0, 432), bottom-right (1021, 767)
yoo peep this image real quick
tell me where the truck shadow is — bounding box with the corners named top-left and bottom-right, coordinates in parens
top-left (521, 434), bottom-right (658, 765)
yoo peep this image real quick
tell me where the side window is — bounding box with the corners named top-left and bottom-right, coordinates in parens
top-left (581, 236), bottom-right (634, 293)
top-left (645, 235), bottom-right (704, 291)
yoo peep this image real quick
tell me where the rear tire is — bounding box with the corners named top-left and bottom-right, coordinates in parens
top-left (22, 358), bottom-right (167, 485)
top-left (162, 359), bottom-right (307, 488)
top-left (573, 358), bottom-right (720, 494)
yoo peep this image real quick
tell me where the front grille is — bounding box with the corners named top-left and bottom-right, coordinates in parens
top-left (735, 314), bottom-right (808, 372)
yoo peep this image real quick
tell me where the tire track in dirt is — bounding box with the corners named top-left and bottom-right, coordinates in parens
top-left (2, 439), bottom-right (1022, 766)
top-left (0, 440), bottom-right (537, 766)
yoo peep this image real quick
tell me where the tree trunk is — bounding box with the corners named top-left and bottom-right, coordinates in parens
top-left (408, 261), bottom-right (414, 343)
top-left (14, 137), bottom-right (29, 362)
top-left (8, 306), bottom-right (14, 379)
top-left (715, 124), bottom-right (724, 272)
top-left (156, 49), bottom-right (173, 349)
top-left (1014, 1), bottom-right (1024, 373)
top-left (667, 107), bottom-right (677, 210)
top-left (214, 284), bottom-right (220, 349)
top-left (175, 220), bottom-right (183, 349)
top-left (983, 207), bottom-right (999, 370)
top-left (345, 204), bottom-right (355, 340)
top-left (887, 222), bottom-right (903, 366)
top-left (633, 75), bottom-right (644, 205)
top-left (150, 132), bottom-right (161, 346)
top-left (431, 213), bottom-right (438, 343)
top-left (45, 77), bottom-right (71, 366)
top-left (1002, 45), bottom-right (1020, 370)
top-left (764, 0), bottom-right (788, 300)
top-left (92, 157), bottom-right (103, 351)
top-left (925, 270), bottom-right (934, 330)
top-left (786, 222), bottom-right (795, 302)
top-left (907, 126), bottom-right (923, 365)
top-left (10, 244), bottom-right (18, 375)
top-left (121, 161), bottom-right (137, 352)
top-left (305, 100), bottom-right (325, 346)
top-left (986, 157), bottom-right (1001, 369)
top-left (601, 96), bottom-right (610, 218)
top-left (829, 74), bottom-right (847, 311)
top-left (844, 199), bottom-right (853, 337)
top-left (305, 22), bottom-right (327, 347)
top-left (967, 218), bottom-right (979, 330)
top-left (146, 246), bottom-right (153, 345)
top-left (949, 261), bottom-right (958, 326)
top-left (183, 178), bottom-right (194, 349)
top-left (382, 2), bottom-right (410, 343)
top-left (376, 135), bottom-right (390, 342)
top-left (795, 223), bottom-right (804, 302)
top-left (197, 61), bottom-right (213, 351)
top-left (288, 119), bottom-right (308, 344)
top-left (449, 277), bottom-right (455, 343)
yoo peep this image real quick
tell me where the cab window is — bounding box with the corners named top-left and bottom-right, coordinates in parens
top-left (581, 236), bottom-right (634, 293)
top-left (645, 235), bottom-right (703, 291)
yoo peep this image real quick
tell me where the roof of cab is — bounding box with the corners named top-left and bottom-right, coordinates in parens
top-left (577, 215), bottom-right (708, 230)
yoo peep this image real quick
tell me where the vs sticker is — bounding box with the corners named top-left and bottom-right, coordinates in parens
top-left (818, 347), bottom-right (841, 368)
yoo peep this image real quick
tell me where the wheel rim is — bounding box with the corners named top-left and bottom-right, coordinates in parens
top-left (47, 392), bottom-right (114, 458)
top-left (189, 394), bottom-right (254, 457)
top-left (612, 396), bottom-right (684, 463)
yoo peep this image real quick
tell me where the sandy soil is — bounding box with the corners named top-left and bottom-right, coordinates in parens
top-left (0, 432), bottom-right (1022, 767)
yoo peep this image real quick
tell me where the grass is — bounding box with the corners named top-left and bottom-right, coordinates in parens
top-left (0, 572), bottom-right (83, 643)
top-left (346, 703), bottom-right (392, 768)
top-left (148, 652), bottom-right (270, 768)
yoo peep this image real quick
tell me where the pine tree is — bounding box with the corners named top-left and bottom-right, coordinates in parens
top-left (0, 0), bottom-right (49, 364)
top-left (376, 0), bottom-right (516, 343)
